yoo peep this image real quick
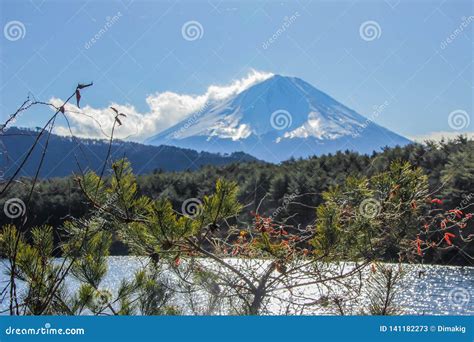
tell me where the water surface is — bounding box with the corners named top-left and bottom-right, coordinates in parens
top-left (1, 257), bottom-right (472, 315)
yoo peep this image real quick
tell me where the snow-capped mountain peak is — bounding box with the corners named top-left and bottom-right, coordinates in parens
top-left (146, 75), bottom-right (410, 162)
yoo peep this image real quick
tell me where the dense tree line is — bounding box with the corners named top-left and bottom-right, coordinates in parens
top-left (0, 159), bottom-right (437, 315)
top-left (1, 137), bottom-right (472, 264)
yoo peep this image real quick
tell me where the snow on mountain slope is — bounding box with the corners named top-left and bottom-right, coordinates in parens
top-left (146, 75), bottom-right (411, 162)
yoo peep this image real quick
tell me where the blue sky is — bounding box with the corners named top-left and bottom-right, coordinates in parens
top-left (0, 0), bottom-right (472, 141)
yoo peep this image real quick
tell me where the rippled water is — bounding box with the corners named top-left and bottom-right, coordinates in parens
top-left (1, 257), bottom-right (473, 315)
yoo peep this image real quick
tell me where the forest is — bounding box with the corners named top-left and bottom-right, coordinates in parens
top-left (1, 136), bottom-right (473, 265)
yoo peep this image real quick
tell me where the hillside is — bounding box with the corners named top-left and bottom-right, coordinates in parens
top-left (0, 127), bottom-right (259, 178)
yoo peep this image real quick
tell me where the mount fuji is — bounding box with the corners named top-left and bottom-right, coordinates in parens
top-left (146, 75), bottom-right (411, 162)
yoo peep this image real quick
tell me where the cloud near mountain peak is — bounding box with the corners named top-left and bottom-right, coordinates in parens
top-left (52, 70), bottom-right (273, 141)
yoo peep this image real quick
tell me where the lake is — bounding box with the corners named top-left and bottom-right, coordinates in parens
top-left (1, 257), bottom-right (473, 315)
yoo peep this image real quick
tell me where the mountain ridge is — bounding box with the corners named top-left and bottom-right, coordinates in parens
top-left (0, 127), bottom-right (259, 178)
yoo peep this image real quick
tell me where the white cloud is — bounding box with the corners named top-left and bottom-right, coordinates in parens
top-left (52, 70), bottom-right (273, 141)
top-left (409, 131), bottom-right (474, 143)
